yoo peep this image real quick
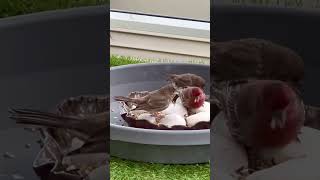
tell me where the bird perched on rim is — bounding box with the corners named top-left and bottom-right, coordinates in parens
top-left (114, 84), bottom-right (177, 116)
top-left (211, 38), bottom-right (305, 172)
top-left (167, 73), bottom-right (206, 89)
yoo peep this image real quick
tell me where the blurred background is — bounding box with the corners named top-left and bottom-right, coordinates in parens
top-left (0, 0), bottom-right (109, 18)
top-left (110, 0), bottom-right (210, 65)
top-left (214, 0), bottom-right (320, 9)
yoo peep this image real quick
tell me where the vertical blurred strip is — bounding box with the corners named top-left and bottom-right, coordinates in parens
top-left (0, 4), bottom-right (110, 180)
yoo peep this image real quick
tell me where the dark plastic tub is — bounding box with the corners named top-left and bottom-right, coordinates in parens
top-left (0, 6), bottom-right (108, 180)
top-left (110, 63), bottom-right (210, 164)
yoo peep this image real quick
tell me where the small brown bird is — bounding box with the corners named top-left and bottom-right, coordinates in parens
top-left (114, 84), bottom-right (177, 115)
top-left (167, 73), bottom-right (206, 89)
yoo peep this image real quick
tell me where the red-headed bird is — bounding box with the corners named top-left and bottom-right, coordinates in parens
top-left (211, 38), bottom-right (305, 172)
top-left (179, 86), bottom-right (206, 110)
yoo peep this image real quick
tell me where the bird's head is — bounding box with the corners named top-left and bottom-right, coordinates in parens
top-left (189, 87), bottom-right (206, 108)
top-left (255, 81), bottom-right (303, 148)
top-left (262, 82), bottom-right (291, 124)
top-left (192, 75), bottom-right (206, 89)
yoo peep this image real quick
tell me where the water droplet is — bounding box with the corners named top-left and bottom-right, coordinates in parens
top-left (36, 139), bottom-right (44, 146)
top-left (66, 165), bottom-right (77, 171)
top-left (11, 174), bottom-right (24, 179)
top-left (25, 144), bottom-right (31, 149)
top-left (3, 152), bottom-right (15, 159)
top-left (23, 127), bottom-right (37, 132)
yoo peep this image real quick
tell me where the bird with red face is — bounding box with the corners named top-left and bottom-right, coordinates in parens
top-left (179, 86), bottom-right (206, 110)
top-left (224, 80), bottom-right (305, 172)
top-left (211, 38), bottom-right (306, 173)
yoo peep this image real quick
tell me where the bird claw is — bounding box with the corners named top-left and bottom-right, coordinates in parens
top-left (296, 136), bottom-right (302, 143)
top-left (249, 158), bottom-right (276, 173)
top-left (152, 112), bottom-right (165, 118)
top-left (234, 166), bottom-right (254, 180)
top-left (152, 112), bottom-right (165, 123)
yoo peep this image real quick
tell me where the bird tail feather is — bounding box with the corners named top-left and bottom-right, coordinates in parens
top-left (166, 74), bottom-right (177, 82)
top-left (113, 96), bottom-right (134, 103)
top-left (8, 108), bottom-right (80, 129)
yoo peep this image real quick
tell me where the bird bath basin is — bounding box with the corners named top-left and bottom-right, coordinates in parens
top-left (0, 6), bottom-right (108, 180)
top-left (110, 63), bottom-right (211, 164)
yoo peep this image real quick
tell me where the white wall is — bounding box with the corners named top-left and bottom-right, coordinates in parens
top-left (110, 0), bottom-right (210, 21)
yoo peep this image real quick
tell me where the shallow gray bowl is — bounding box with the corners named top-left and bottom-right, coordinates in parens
top-left (0, 6), bottom-right (108, 180)
top-left (110, 63), bottom-right (210, 164)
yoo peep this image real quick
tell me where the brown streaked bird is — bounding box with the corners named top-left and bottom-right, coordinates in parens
top-left (167, 73), bottom-right (206, 89)
top-left (114, 84), bottom-right (177, 115)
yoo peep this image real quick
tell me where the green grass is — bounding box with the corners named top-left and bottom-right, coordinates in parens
top-left (110, 56), bottom-right (210, 180)
top-left (0, 0), bottom-right (108, 18)
top-left (110, 55), bottom-right (209, 65)
top-left (110, 55), bottom-right (145, 67)
top-left (110, 157), bottom-right (210, 180)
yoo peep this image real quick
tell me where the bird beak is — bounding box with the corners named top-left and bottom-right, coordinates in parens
top-left (194, 96), bottom-right (200, 103)
top-left (270, 110), bottom-right (287, 129)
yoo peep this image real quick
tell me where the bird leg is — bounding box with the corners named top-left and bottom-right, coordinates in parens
top-left (246, 147), bottom-right (260, 174)
top-left (152, 112), bottom-right (165, 118)
top-left (246, 147), bottom-right (277, 174)
top-left (296, 136), bottom-right (302, 143)
top-left (234, 166), bottom-right (252, 180)
top-left (152, 112), bottom-right (166, 123)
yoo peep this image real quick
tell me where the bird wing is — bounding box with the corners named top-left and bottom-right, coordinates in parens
top-left (177, 75), bottom-right (193, 87)
top-left (216, 80), bottom-right (249, 143)
top-left (9, 108), bottom-right (106, 134)
top-left (167, 74), bottom-right (177, 81)
top-left (212, 38), bottom-right (304, 88)
top-left (135, 95), bottom-right (170, 112)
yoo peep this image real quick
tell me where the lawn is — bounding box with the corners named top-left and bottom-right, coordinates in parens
top-left (109, 56), bottom-right (210, 180)
top-left (0, 0), bottom-right (108, 18)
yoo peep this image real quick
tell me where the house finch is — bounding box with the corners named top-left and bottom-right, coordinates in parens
top-left (227, 80), bottom-right (305, 172)
top-left (179, 86), bottom-right (206, 110)
top-left (211, 38), bottom-right (305, 130)
top-left (114, 84), bottom-right (177, 115)
top-left (167, 73), bottom-right (206, 89)
top-left (211, 38), bottom-right (307, 173)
